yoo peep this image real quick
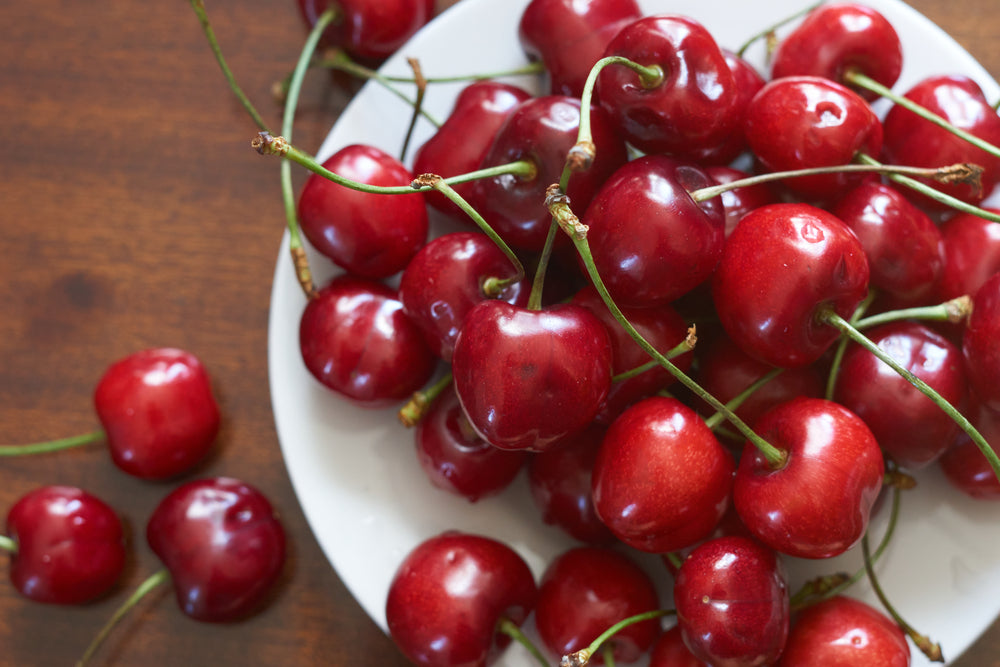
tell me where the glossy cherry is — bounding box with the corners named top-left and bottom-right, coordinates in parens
top-left (777, 595), bottom-right (910, 666)
top-left (938, 208), bottom-right (1000, 301)
top-left (535, 547), bottom-right (661, 664)
top-left (146, 477), bottom-right (286, 622)
top-left (592, 396), bottom-right (735, 554)
top-left (385, 531), bottom-right (537, 667)
top-left (450, 300), bottom-right (612, 452)
top-left (712, 203), bottom-right (870, 368)
top-left (963, 272), bottom-right (1000, 412)
top-left (296, 0), bottom-right (435, 61)
top-left (5, 486), bottom-right (125, 605)
top-left (689, 50), bottom-right (766, 166)
top-left (674, 535), bottom-right (790, 667)
top-left (703, 165), bottom-right (778, 238)
top-left (940, 396), bottom-right (1000, 500)
top-left (94, 347), bottom-right (220, 480)
top-left (299, 275), bottom-right (436, 407)
top-left (649, 626), bottom-right (709, 667)
top-left (297, 143), bottom-right (428, 279)
top-left (733, 398), bottom-right (884, 559)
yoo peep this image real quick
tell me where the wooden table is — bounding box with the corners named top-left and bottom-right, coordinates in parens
top-left (2, 1), bottom-right (998, 665)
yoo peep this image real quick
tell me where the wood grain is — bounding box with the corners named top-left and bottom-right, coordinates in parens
top-left (0, 1), bottom-right (998, 665)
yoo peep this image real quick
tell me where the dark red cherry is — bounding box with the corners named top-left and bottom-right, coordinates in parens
top-left (649, 626), bottom-right (709, 666)
top-left (733, 398), bottom-right (884, 559)
top-left (535, 547), bottom-right (660, 664)
top-left (688, 50), bottom-right (767, 166)
top-left (297, 144), bottom-right (428, 279)
top-left (5, 486), bottom-right (125, 605)
top-left (415, 387), bottom-right (527, 503)
top-left (882, 75), bottom-right (1000, 208)
top-left (712, 203), bottom-right (870, 368)
top-left (398, 231), bottom-right (529, 362)
top-left (834, 321), bottom-right (967, 469)
top-left (412, 81), bottom-right (532, 224)
top-left (299, 275), bottom-right (436, 407)
top-left (744, 75), bottom-right (882, 201)
top-left (771, 3), bottom-right (902, 101)
top-left (386, 531), bottom-right (537, 667)
top-left (296, 0), bottom-right (434, 61)
top-left (518, 0), bottom-right (642, 97)
top-left (146, 477), bottom-right (286, 622)
top-left (938, 208), bottom-right (1000, 301)
top-left (674, 536), bottom-right (789, 667)
top-left (777, 595), bottom-right (910, 666)
top-left (939, 397), bottom-right (1000, 500)
top-left (582, 155), bottom-right (726, 308)
top-left (451, 301), bottom-right (612, 452)
top-left (592, 396), bottom-right (735, 554)
top-left (94, 347), bottom-right (220, 480)
top-left (963, 272), bottom-right (1000, 412)
top-left (703, 165), bottom-right (778, 238)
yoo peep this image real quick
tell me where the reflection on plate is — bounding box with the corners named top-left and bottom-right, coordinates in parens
top-left (268, 1), bottom-right (1000, 665)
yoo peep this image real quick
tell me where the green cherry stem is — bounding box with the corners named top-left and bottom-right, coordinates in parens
top-left (853, 295), bottom-right (972, 331)
top-left (611, 329), bottom-right (697, 384)
top-left (734, 1), bottom-right (823, 58)
top-left (561, 609), bottom-right (675, 667)
top-left (0, 535), bottom-right (17, 554)
top-left (400, 57), bottom-right (428, 162)
top-left (825, 290), bottom-right (876, 401)
top-left (820, 310), bottom-right (1000, 485)
top-left (497, 617), bottom-right (550, 667)
top-left (703, 368), bottom-right (784, 431)
top-left (0, 430), bottom-right (105, 457)
top-left (77, 568), bottom-right (171, 667)
top-left (397, 372), bottom-right (453, 428)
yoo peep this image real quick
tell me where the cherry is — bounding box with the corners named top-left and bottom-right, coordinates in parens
top-left (592, 396), bottom-right (735, 554)
top-left (4, 486), bottom-right (125, 605)
top-left (295, 0), bottom-right (435, 62)
top-left (414, 386), bottom-right (527, 503)
top-left (450, 300), bottom-right (612, 452)
top-left (777, 595), bottom-right (910, 666)
top-left (535, 547), bottom-right (660, 664)
top-left (297, 143), bottom-right (428, 279)
top-left (649, 626), bottom-right (709, 667)
top-left (743, 75), bottom-right (883, 201)
top-left (938, 208), bottom-right (1000, 301)
top-left (733, 398), bottom-right (884, 559)
top-left (962, 272), bottom-right (1000, 412)
top-left (299, 275), bottom-right (436, 407)
top-left (770, 3), bottom-right (902, 102)
top-left (674, 535), bottom-right (790, 667)
top-left (412, 81), bottom-right (532, 225)
top-left (712, 202), bottom-right (870, 368)
top-left (689, 50), bottom-right (767, 166)
top-left (94, 347), bottom-right (221, 480)
top-left (146, 477), bottom-right (287, 622)
top-left (518, 0), bottom-right (642, 98)
top-left (834, 321), bottom-right (967, 469)
top-left (385, 531), bottom-right (537, 667)
top-left (939, 396), bottom-right (1000, 500)
top-left (703, 165), bottom-right (778, 238)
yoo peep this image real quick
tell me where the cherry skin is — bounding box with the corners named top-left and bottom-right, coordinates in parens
top-left (963, 272), bottom-right (1000, 412)
top-left (451, 300), bottom-right (612, 452)
top-left (688, 50), bottom-right (766, 166)
top-left (649, 626), bottom-right (709, 667)
top-left (834, 321), bottom-right (967, 469)
top-left (938, 208), bottom-right (1000, 301)
top-left (94, 347), bottom-right (220, 480)
top-left (296, 0), bottom-right (434, 62)
top-left (939, 396), bottom-right (1000, 500)
top-left (535, 547), bottom-right (661, 664)
top-left (777, 595), bottom-right (910, 666)
top-left (414, 386), bottom-right (527, 503)
top-left (771, 3), bottom-right (902, 102)
top-left (703, 165), bottom-right (778, 238)
top-left (385, 531), bottom-right (537, 667)
top-left (592, 396), bottom-right (735, 554)
top-left (5, 486), bottom-right (125, 605)
top-left (712, 202), bottom-right (870, 368)
top-left (674, 535), bottom-right (790, 667)
top-left (299, 275), bottom-right (436, 407)
top-left (733, 398), bottom-right (884, 559)
top-left (146, 477), bottom-right (286, 622)
top-left (297, 143), bottom-right (428, 279)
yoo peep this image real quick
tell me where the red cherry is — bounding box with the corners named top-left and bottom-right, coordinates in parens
top-left (5, 486), bottom-right (125, 605)
top-left (777, 595), bottom-right (910, 666)
top-left (939, 397), bottom-right (1000, 500)
top-left (649, 625), bottom-right (709, 667)
top-left (703, 165), bottom-right (778, 238)
top-left (592, 396), bottom-right (735, 554)
top-left (94, 347), bottom-right (220, 480)
top-left (385, 531), bottom-right (537, 667)
top-left (451, 300), bottom-right (612, 452)
top-left (297, 144), bottom-right (428, 279)
top-left (296, 0), bottom-right (434, 61)
top-left (674, 536), bottom-right (790, 667)
top-left (688, 50), bottom-right (767, 166)
top-left (938, 208), bottom-right (1000, 301)
top-left (535, 547), bottom-right (660, 664)
top-left (299, 275), bottom-right (436, 407)
top-left (146, 477), bottom-right (286, 622)
top-left (733, 398), bottom-right (884, 559)
top-left (963, 272), bottom-right (1000, 412)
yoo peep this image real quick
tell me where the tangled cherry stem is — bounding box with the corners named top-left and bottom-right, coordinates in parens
top-left (400, 57), bottom-right (428, 162)
top-left (703, 367), bottom-right (784, 431)
top-left (398, 372), bottom-right (453, 428)
top-left (497, 617), bottom-right (549, 667)
top-left (735, 1), bottom-right (823, 57)
top-left (611, 328), bottom-right (696, 383)
top-left (825, 290), bottom-right (876, 400)
top-left (0, 430), bottom-right (105, 457)
top-left (560, 609), bottom-right (675, 667)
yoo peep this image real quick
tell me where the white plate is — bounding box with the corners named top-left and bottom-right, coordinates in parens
top-left (268, 1), bottom-right (1000, 665)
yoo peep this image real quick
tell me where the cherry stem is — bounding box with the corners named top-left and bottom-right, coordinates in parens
top-left (0, 535), bottom-right (17, 554)
top-left (397, 371), bottom-right (453, 428)
top-left (734, 1), bottom-right (822, 58)
top-left (825, 290), bottom-right (876, 400)
top-left (77, 568), bottom-right (171, 667)
top-left (400, 57), bottom-right (428, 163)
top-left (862, 530), bottom-right (944, 662)
top-left (664, 551), bottom-right (684, 571)
top-left (561, 609), bottom-right (675, 667)
top-left (601, 644), bottom-right (616, 667)
top-left (547, 190), bottom-right (786, 469)
top-left (703, 367), bottom-right (784, 431)
top-left (854, 295), bottom-right (972, 330)
top-left (821, 310), bottom-right (1000, 486)
top-left (497, 617), bottom-right (550, 667)
top-left (0, 430), bottom-right (105, 457)
top-left (611, 328), bottom-right (696, 384)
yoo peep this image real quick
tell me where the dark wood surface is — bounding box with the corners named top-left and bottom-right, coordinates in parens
top-left (2, 1), bottom-right (999, 665)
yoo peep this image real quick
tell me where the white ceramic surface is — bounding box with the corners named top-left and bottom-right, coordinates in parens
top-left (268, 2), bottom-right (1000, 665)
